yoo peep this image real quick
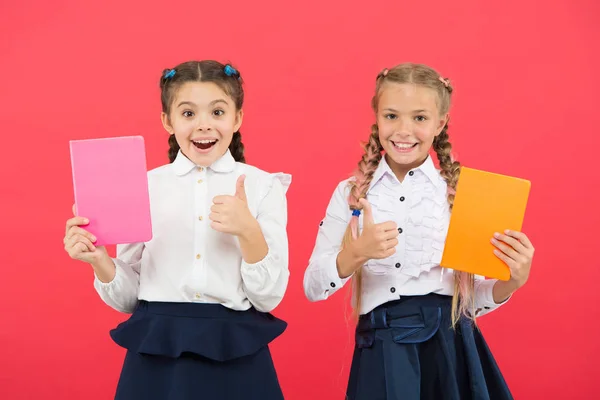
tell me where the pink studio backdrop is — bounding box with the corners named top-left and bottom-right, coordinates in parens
top-left (1, 1), bottom-right (598, 399)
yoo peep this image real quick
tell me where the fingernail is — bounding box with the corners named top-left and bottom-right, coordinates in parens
top-left (490, 238), bottom-right (497, 244)
top-left (91, 236), bottom-right (97, 242)
top-left (493, 232), bottom-right (500, 238)
top-left (83, 218), bottom-right (89, 224)
top-left (504, 229), bottom-right (510, 234)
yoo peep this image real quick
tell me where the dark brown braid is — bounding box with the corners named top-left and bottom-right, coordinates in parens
top-left (168, 134), bottom-right (179, 163)
top-left (228, 131), bottom-right (246, 163)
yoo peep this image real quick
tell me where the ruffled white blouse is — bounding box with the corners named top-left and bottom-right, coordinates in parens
top-left (303, 155), bottom-right (504, 316)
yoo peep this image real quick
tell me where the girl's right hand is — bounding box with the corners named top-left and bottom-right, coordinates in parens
top-left (336, 198), bottom-right (399, 279)
top-left (64, 205), bottom-right (108, 265)
top-left (352, 198), bottom-right (399, 260)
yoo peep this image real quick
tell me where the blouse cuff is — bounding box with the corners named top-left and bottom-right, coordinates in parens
top-left (94, 258), bottom-right (125, 289)
top-left (475, 279), bottom-right (510, 315)
top-left (240, 249), bottom-right (280, 271)
top-left (322, 251), bottom-right (351, 296)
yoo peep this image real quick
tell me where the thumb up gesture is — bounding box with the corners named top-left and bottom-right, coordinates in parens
top-left (210, 175), bottom-right (255, 236)
top-left (354, 198), bottom-right (399, 260)
top-left (234, 174), bottom-right (248, 202)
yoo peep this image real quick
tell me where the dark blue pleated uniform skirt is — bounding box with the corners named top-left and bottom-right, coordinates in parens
top-left (109, 300), bottom-right (287, 400)
top-left (347, 294), bottom-right (513, 400)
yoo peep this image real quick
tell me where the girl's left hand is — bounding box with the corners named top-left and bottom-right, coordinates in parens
top-left (210, 175), bottom-right (257, 237)
top-left (491, 230), bottom-right (535, 289)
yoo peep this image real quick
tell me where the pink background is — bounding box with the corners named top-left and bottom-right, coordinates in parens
top-left (1, 1), bottom-right (598, 398)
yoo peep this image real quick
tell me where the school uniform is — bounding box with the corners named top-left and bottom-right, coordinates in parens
top-left (94, 149), bottom-right (291, 400)
top-left (304, 155), bottom-right (513, 400)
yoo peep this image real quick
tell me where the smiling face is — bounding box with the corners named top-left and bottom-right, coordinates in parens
top-left (344, 63), bottom-right (458, 320)
top-left (376, 82), bottom-right (448, 178)
top-left (161, 81), bottom-right (242, 166)
top-left (159, 60), bottom-right (246, 165)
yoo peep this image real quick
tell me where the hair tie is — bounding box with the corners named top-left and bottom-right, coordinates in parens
top-left (164, 69), bottom-right (176, 79)
top-left (377, 68), bottom-right (390, 79)
top-left (352, 209), bottom-right (361, 217)
top-left (439, 76), bottom-right (449, 87)
top-left (224, 64), bottom-right (238, 77)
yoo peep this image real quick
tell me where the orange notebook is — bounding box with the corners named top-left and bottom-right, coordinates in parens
top-left (440, 167), bottom-right (531, 281)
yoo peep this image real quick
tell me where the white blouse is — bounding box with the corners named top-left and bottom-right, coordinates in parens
top-left (303, 155), bottom-right (505, 316)
top-left (94, 149), bottom-right (291, 314)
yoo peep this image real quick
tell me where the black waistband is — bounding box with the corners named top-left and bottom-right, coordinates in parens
top-left (135, 300), bottom-right (260, 319)
top-left (358, 294), bottom-right (451, 331)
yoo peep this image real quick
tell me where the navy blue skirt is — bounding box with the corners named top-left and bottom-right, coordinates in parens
top-left (347, 294), bottom-right (513, 400)
top-left (109, 300), bottom-right (287, 400)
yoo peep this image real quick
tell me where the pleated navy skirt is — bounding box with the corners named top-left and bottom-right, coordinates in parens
top-left (109, 300), bottom-right (287, 400)
top-left (347, 294), bottom-right (513, 400)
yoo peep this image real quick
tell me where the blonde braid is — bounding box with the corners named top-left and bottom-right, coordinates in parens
top-left (432, 123), bottom-right (476, 326)
top-left (433, 124), bottom-right (460, 208)
top-left (343, 124), bottom-right (383, 317)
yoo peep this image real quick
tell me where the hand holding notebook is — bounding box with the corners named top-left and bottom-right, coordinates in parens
top-left (440, 166), bottom-right (533, 281)
top-left (489, 228), bottom-right (535, 289)
top-left (64, 203), bottom-right (110, 265)
top-left (68, 136), bottom-right (153, 247)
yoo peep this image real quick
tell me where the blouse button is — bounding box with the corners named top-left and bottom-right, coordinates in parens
top-left (198, 216), bottom-right (203, 221)
top-left (330, 282), bottom-right (336, 288)
top-left (398, 227), bottom-right (403, 234)
top-left (197, 167), bottom-right (204, 172)
top-left (390, 287), bottom-right (396, 293)
top-left (320, 221), bottom-right (323, 226)
top-left (196, 254), bottom-right (201, 259)
top-left (399, 196), bottom-right (405, 202)
top-left (395, 263), bottom-right (401, 268)
top-left (197, 179), bottom-right (203, 184)
top-left (408, 171), bottom-right (414, 176)
top-left (194, 293), bottom-right (202, 299)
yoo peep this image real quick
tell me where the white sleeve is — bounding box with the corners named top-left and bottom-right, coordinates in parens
top-left (93, 242), bottom-right (143, 314)
top-left (473, 276), bottom-right (510, 317)
top-left (240, 173), bottom-right (291, 313)
top-left (303, 181), bottom-right (353, 302)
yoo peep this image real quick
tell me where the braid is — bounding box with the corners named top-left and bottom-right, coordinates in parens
top-left (343, 124), bottom-right (383, 317)
top-left (229, 131), bottom-right (246, 163)
top-left (168, 134), bottom-right (180, 163)
top-left (432, 122), bottom-right (475, 326)
top-left (348, 125), bottom-right (383, 210)
top-left (432, 123), bottom-right (460, 208)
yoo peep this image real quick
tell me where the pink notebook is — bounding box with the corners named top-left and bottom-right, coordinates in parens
top-left (69, 136), bottom-right (153, 246)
